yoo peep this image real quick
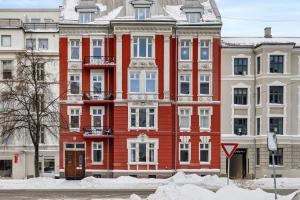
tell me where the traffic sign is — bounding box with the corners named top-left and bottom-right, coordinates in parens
top-left (221, 143), bottom-right (239, 159)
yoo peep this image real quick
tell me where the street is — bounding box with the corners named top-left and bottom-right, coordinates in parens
top-left (0, 189), bottom-right (298, 200)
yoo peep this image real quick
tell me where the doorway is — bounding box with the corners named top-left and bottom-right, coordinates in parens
top-left (0, 160), bottom-right (12, 177)
top-left (228, 148), bottom-right (247, 179)
top-left (64, 143), bottom-right (85, 180)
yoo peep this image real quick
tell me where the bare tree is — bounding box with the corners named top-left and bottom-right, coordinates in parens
top-left (0, 49), bottom-right (63, 177)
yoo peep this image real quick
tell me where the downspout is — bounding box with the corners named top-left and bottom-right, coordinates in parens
top-left (253, 49), bottom-right (257, 179)
top-left (174, 27), bottom-right (178, 174)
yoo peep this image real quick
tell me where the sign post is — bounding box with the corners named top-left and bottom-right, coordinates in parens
top-left (268, 132), bottom-right (278, 200)
top-left (221, 143), bottom-right (239, 185)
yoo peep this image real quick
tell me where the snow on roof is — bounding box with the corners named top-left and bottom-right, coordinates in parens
top-left (62, 0), bottom-right (79, 21)
top-left (95, 6), bottom-right (123, 22)
top-left (222, 37), bottom-right (300, 48)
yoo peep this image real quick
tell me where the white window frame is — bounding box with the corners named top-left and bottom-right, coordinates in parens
top-left (68, 107), bottom-right (82, 131)
top-left (38, 38), bottom-right (48, 50)
top-left (92, 142), bottom-right (103, 165)
top-left (69, 39), bottom-right (81, 61)
top-left (90, 71), bottom-right (104, 98)
top-left (68, 74), bottom-right (81, 95)
top-left (1, 35), bottom-right (11, 47)
top-left (179, 39), bottom-right (192, 61)
top-left (129, 71), bottom-right (141, 93)
top-left (186, 13), bottom-right (201, 23)
top-left (198, 107), bottom-right (212, 132)
top-left (132, 36), bottom-right (153, 58)
top-left (178, 107), bottom-right (192, 132)
top-left (127, 136), bottom-right (159, 165)
top-left (179, 142), bottom-right (191, 165)
top-left (129, 107), bottom-right (157, 130)
top-left (256, 86), bottom-right (261, 106)
top-left (135, 7), bottom-right (150, 20)
top-left (90, 38), bottom-right (104, 58)
top-left (268, 52), bottom-right (287, 74)
top-left (79, 12), bottom-right (95, 23)
top-left (199, 74), bottom-right (211, 96)
top-left (90, 106), bottom-right (105, 129)
top-left (179, 74), bottom-right (191, 96)
top-left (145, 71), bottom-right (157, 93)
top-left (199, 136), bottom-right (211, 164)
top-left (199, 39), bottom-right (211, 61)
top-left (26, 38), bottom-right (36, 50)
top-left (231, 55), bottom-right (251, 76)
top-left (2, 60), bottom-right (13, 79)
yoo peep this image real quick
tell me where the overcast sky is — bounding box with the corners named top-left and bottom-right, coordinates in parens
top-left (0, 0), bottom-right (300, 37)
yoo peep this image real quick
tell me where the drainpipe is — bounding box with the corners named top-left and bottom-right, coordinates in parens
top-left (253, 49), bottom-right (257, 179)
top-left (174, 27), bottom-right (178, 174)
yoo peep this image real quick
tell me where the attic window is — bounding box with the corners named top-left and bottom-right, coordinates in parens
top-left (186, 13), bottom-right (201, 23)
top-left (135, 7), bottom-right (150, 20)
top-left (79, 12), bottom-right (95, 23)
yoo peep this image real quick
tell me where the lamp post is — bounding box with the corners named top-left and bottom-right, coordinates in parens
top-left (268, 130), bottom-right (278, 200)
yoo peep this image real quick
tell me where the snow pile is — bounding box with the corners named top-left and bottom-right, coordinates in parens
top-left (138, 184), bottom-right (297, 200)
top-left (241, 178), bottom-right (300, 190)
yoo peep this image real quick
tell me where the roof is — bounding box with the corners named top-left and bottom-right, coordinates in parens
top-left (222, 37), bottom-right (300, 48)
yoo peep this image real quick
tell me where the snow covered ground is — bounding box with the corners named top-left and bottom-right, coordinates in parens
top-left (0, 172), bottom-right (299, 200)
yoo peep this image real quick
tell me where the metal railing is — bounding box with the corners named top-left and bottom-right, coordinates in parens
top-left (83, 126), bottom-right (113, 137)
top-left (23, 23), bottom-right (59, 31)
top-left (82, 91), bottom-right (114, 101)
top-left (0, 19), bottom-right (22, 27)
top-left (83, 56), bottom-right (115, 66)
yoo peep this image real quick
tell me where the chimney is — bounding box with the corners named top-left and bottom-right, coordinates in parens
top-left (264, 27), bottom-right (272, 38)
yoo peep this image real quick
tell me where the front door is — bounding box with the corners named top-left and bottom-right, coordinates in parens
top-left (65, 150), bottom-right (85, 180)
top-left (229, 148), bottom-right (247, 179)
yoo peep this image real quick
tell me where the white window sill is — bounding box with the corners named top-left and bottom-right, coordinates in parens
top-left (129, 127), bottom-right (157, 131)
top-left (200, 129), bottom-right (211, 132)
top-left (179, 60), bottom-right (192, 62)
top-left (200, 162), bottom-right (211, 165)
top-left (69, 128), bottom-right (80, 132)
top-left (268, 103), bottom-right (285, 107)
top-left (232, 104), bottom-right (249, 108)
top-left (92, 162), bottom-right (104, 165)
top-left (128, 162), bottom-right (157, 165)
top-left (68, 59), bottom-right (82, 62)
top-left (268, 165), bottom-right (284, 168)
top-left (180, 128), bottom-right (191, 132)
top-left (179, 162), bottom-right (191, 165)
top-left (198, 59), bottom-right (212, 62)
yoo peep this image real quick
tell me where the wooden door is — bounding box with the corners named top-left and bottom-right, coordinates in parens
top-left (76, 151), bottom-right (85, 178)
top-left (65, 151), bottom-right (85, 179)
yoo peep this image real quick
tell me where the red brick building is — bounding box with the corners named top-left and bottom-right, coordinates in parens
top-left (59, 0), bottom-right (222, 179)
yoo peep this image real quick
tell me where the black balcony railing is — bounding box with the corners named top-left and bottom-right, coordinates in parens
top-left (83, 127), bottom-right (113, 137)
top-left (83, 56), bottom-right (115, 66)
top-left (82, 91), bottom-right (114, 101)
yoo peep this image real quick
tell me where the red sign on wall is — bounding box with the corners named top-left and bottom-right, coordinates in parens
top-left (221, 143), bottom-right (239, 159)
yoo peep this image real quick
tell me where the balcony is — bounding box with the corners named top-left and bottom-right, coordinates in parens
top-left (0, 19), bottom-right (22, 28)
top-left (83, 127), bottom-right (114, 138)
top-left (83, 56), bottom-right (116, 69)
top-left (82, 91), bottom-right (114, 104)
top-left (23, 23), bottom-right (59, 32)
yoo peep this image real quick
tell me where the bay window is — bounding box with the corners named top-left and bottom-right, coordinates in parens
top-left (129, 72), bottom-right (140, 93)
top-left (146, 72), bottom-right (156, 93)
top-left (133, 37), bottom-right (152, 58)
top-left (130, 107), bottom-right (156, 129)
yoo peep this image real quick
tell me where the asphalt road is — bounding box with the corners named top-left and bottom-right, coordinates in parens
top-left (0, 189), bottom-right (298, 200)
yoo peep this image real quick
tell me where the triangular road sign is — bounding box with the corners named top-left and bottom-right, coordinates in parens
top-left (221, 143), bottom-right (239, 159)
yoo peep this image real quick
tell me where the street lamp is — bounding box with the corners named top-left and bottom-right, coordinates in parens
top-left (268, 131), bottom-right (278, 200)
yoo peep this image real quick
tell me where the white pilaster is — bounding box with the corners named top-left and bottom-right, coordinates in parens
top-left (164, 35), bottom-right (170, 100)
top-left (116, 34), bottom-right (123, 100)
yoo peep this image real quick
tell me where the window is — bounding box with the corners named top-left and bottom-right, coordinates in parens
top-left (129, 142), bottom-right (156, 163)
top-left (130, 108), bottom-right (156, 129)
top-left (257, 118), bottom-right (261, 136)
top-left (38, 39), bottom-right (48, 50)
top-left (79, 12), bottom-right (95, 23)
top-left (43, 158), bottom-right (54, 174)
top-left (92, 143), bottom-right (103, 164)
top-left (199, 108), bottom-right (211, 131)
top-left (37, 64), bottom-right (45, 81)
top-left (269, 148), bottom-right (283, 166)
top-left (234, 118), bottom-right (247, 135)
top-left (91, 107), bottom-right (103, 128)
top-left (234, 58), bottom-right (248, 75)
top-left (179, 143), bottom-right (190, 163)
top-left (179, 74), bottom-right (191, 95)
top-left (256, 148), bottom-right (260, 166)
top-left (70, 108), bottom-right (80, 130)
top-left (179, 108), bottom-right (191, 130)
top-left (269, 117), bottom-right (283, 135)
top-left (199, 75), bottom-right (210, 95)
top-left (69, 75), bottom-right (80, 94)
top-left (2, 60), bottom-right (12, 79)
top-left (146, 72), bottom-right (156, 93)
top-left (129, 72), bottom-right (140, 93)
top-left (40, 126), bottom-right (45, 144)
top-left (199, 137), bottom-right (210, 163)
top-left (133, 37), bottom-right (152, 58)
top-left (180, 40), bottom-right (191, 60)
top-left (135, 7), bottom-right (150, 20)
top-left (91, 74), bottom-right (103, 98)
top-left (186, 13), bottom-right (201, 23)
top-left (92, 39), bottom-right (103, 58)
top-left (0, 160), bottom-right (12, 177)
top-left (200, 40), bottom-right (211, 60)
top-left (1, 35), bottom-right (11, 47)
top-left (256, 87), bottom-right (260, 105)
top-left (234, 88), bottom-right (248, 105)
top-left (26, 39), bottom-right (36, 50)
top-left (270, 55), bottom-right (284, 73)
top-left (31, 94), bottom-right (45, 113)
top-left (31, 18), bottom-right (41, 23)
top-left (70, 40), bottom-right (80, 60)
top-left (256, 56), bottom-right (261, 74)
top-left (269, 86), bottom-right (283, 104)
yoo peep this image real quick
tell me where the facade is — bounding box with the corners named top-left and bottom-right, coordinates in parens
top-left (221, 28), bottom-right (300, 178)
top-left (59, 0), bottom-right (222, 179)
top-left (0, 9), bottom-right (60, 178)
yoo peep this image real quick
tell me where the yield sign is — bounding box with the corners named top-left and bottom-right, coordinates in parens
top-left (221, 143), bottom-right (239, 159)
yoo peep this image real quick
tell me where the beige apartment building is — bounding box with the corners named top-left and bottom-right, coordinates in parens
top-left (221, 28), bottom-right (300, 179)
top-left (0, 9), bottom-right (60, 178)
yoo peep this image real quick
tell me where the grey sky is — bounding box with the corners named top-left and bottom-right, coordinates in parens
top-left (0, 0), bottom-right (299, 37)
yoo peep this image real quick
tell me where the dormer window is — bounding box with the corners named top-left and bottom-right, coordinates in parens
top-left (135, 7), bottom-right (150, 20)
top-left (186, 13), bottom-right (201, 23)
top-left (79, 12), bottom-right (95, 23)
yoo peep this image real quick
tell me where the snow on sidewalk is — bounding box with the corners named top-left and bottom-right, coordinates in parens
top-left (130, 184), bottom-right (298, 200)
top-left (238, 178), bottom-right (300, 190)
top-left (0, 172), bottom-right (228, 190)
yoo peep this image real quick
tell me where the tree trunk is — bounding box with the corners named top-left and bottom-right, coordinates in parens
top-left (34, 144), bottom-right (40, 177)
